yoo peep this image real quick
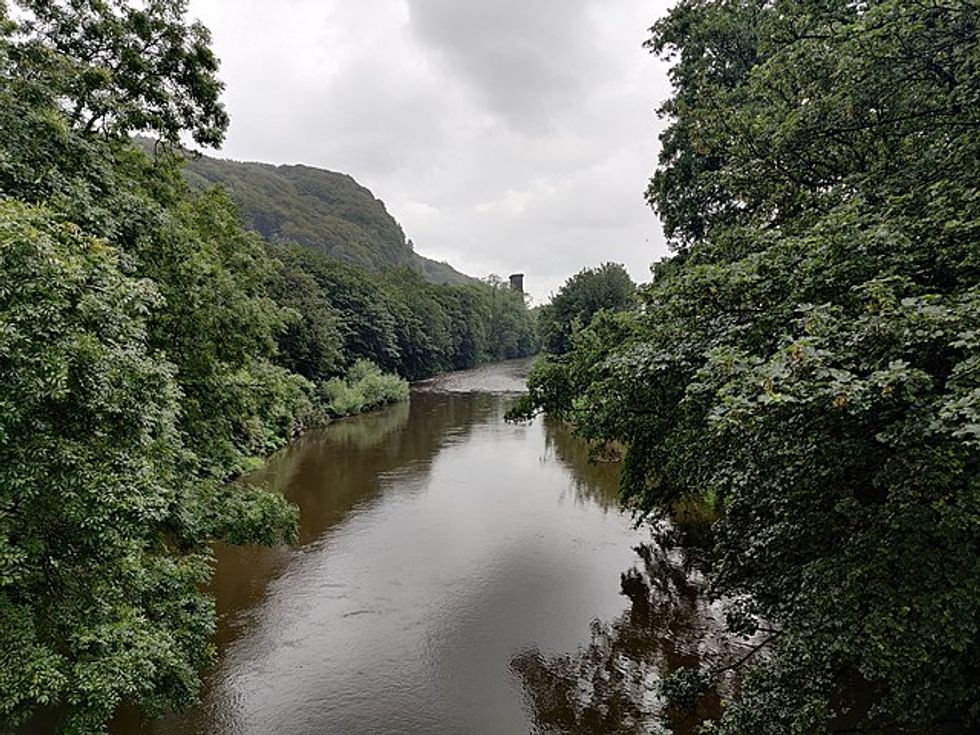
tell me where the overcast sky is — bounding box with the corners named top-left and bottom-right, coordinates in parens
top-left (188, 0), bottom-right (675, 303)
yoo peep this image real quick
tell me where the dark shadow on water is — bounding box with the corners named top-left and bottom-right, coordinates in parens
top-left (511, 528), bottom-right (740, 735)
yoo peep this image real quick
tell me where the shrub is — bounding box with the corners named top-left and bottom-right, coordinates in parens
top-left (314, 360), bottom-right (409, 420)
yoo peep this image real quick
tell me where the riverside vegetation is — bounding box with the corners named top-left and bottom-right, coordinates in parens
top-left (3, 0), bottom-right (978, 734)
top-left (512, 1), bottom-right (980, 732)
top-left (0, 1), bottom-right (534, 732)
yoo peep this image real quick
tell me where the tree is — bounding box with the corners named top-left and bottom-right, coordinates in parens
top-left (484, 275), bottom-right (539, 360)
top-left (538, 263), bottom-right (636, 355)
top-left (1, 6), bottom-right (312, 479)
top-left (273, 244), bottom-right (403, 374)
top-left (265, 248), bottom-right (346, 383)
top-left (0, 4), bottom-right (307, 731)
top-left (0, 201), bottom-right (296, 734)
top-left (515, 1), bottom-right (980, 731)
top-left (268, 248), bottom-right (538, 382)
top-left (5, 0), bottom-right (228, 146)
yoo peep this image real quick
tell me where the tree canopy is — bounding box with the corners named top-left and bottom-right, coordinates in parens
top-left (4, 0), bottom-right (227, 146)
top-left (515, 1), bottom-right (980, 731)
top-left (537, 262), bottom-right (637, 355)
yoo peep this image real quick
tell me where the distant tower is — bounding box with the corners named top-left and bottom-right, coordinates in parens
top-left (509, 273), bottom-right (525, 294)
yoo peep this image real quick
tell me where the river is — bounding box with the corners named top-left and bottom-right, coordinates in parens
top-left (111, 358), bottom-right (725, 735)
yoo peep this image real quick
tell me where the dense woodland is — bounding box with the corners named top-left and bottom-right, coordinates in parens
top-left (0, 1), bottom-right (534, 732)
top-left (514, 0), bottom-right (980, 732)
top-left (267, 244), bottom-right (536, 382)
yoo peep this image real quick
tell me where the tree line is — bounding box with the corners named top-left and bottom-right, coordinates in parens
top-left (270, 243), bottom-right (536, 384)
top-left (514, 0), bottom-right (980, 732)
top-left (0, 2), bottom-right (534, 732)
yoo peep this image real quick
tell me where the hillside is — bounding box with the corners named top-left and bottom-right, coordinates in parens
top-left (182, 154), bottom-right (475, 286)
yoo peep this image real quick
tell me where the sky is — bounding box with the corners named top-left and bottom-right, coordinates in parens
top-left (187, 0), bottom-right (676, 304)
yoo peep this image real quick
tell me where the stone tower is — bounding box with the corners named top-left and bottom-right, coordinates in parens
top-left (509, 273), bottom-right (524, 294)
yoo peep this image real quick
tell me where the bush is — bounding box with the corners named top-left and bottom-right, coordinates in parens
top-left (314, 360), bottom-right (409, 420)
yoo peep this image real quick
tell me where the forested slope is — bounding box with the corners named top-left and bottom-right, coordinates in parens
top-left (182, 153), bottom-right (476, 286)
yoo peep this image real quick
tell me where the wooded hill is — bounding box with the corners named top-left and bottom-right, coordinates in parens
top-left (182, 152), bottom-right (475, 286)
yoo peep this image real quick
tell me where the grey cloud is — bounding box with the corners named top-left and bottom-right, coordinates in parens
top-left (406, 0), bottom-right (604, 133)
top-left (308, 58), bottom-right (455, 177)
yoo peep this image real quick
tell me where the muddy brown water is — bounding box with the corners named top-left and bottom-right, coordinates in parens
top-left (105, 358), bottom-right (724, 735)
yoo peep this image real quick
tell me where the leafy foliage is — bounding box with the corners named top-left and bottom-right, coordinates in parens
top-left (264, 249), bottom-right (345, 383)
top-left (1, 18), bottom-right (312, 479)
top-left (0, 200), bottom-right (298, 734)
top-left (0, 3), bottom-right (321, 731)
top-left (142, 188), bottom-right (313, 477)
top-left (517, 1), bottom-right (980, 731)
top-left (6, 0), bottom-right (227, 146)
top-left (313, 360), bottom-right (410, 420)
top-left (270, 244), bottom-right (538, 381)
top-left (482, 274), bottom-right (540, 363)
top-left (538, 262), bottom-right (637, 355)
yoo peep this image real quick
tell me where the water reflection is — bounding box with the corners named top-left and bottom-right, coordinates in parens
top-left (110, 362), bottom-right (654, 735)
top-left (542, 416), bottom-right (621, 511)
top-left (512, 529), bottom-right (737, 735)
top-left (204, 393), bottom-right (506, 652)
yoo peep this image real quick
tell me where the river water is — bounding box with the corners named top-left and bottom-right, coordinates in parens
top-left (111, 359), bottom-right (725, 735)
